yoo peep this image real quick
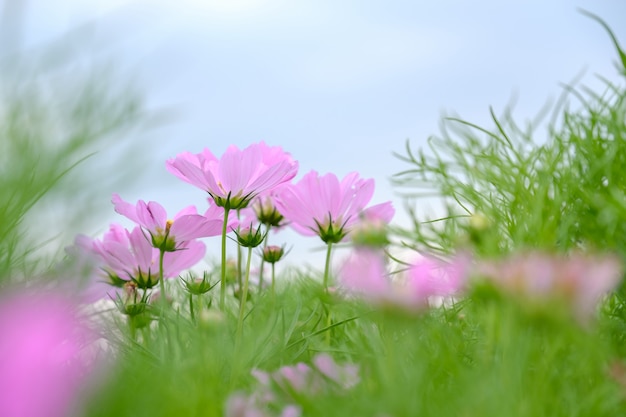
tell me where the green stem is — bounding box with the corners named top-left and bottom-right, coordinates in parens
top-left (236, 209), bottom-right (243, 292)
top-left (157, 250), bottom-right (173, 356)
top-left (323, 242), bottom-right (333, 289)
top-left (235, 246), bottom-right (254, 350)
top-left (220, 208), bottom-right (231, 310)
top-left (322, 242), bottom-right (334, 345)
top-left (325, 305), bottom-right (332, 346)
top-left (189, 293), bottom-right (195, 322)
top-left (128, 315), bottom-right (137, 341)
top-left (158, 249), bottom-right (166, 311)
top-left (259, 225), bottom-right (271, 289)
top-left (271, 262), bottom-right (276, 299)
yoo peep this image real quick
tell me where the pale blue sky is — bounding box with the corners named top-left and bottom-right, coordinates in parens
top-left (12, 0), bottom-right (626, 269)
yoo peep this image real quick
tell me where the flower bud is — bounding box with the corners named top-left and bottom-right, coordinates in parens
top-left (182, 271), bottom-right (218, 295)
top-left (254, 197), bottom-right (284, 227)
top-left (116, 282), bottom-right (147, 317)
top-left (262, 245), bottom-right (285, 264)
top-left (133, 267), bottom-right (159, 290)
top-left (234, 225), bottom-right (266, 248)
top-left (350, 217), bottom-right (389, 247)
top-left (467, 212), bottom-right (490, 246)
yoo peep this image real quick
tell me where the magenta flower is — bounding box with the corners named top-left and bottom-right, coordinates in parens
top-left (253, 353), bottom-right (359, 394)
top-left (340, 249), bottom-right (468, 312)
top-left (475, 252), bottom-right (622, 322)
top-left (312, 354), bottom-right (360, 389)
top-left (0, 291), bottom-right (96, 417)
top-left (91, 224), bottom-right (206, 291)
top-left (276, 170), bottom-right (394, 244)
top-left (227, 354), bottom-right (358, 417)
top-left (166, 142), bottom-right (298, 210)
top-left (225, 394), bottom-right (301, 417)
top-left (112, 193), bottom-right (225, 251)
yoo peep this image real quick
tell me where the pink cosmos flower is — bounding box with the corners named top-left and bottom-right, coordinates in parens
top-left (312, 354), bottom-right (360, 389)
top-left (276, 170), bottom-right (394, 243)
top-left (227, 354), bottom-right (358, 417)
top-left (475, 252), bottom-right (622, 322)
top-left (340, 249), bottom-right (468, 312)
top-left (252, 354), bottom-right (360, 395)
top-left (225, 394), bottom-right (301, 417)
top-left (91, 224), bottom-right (206, 291)
top-left (0, 291), bottom-right (96, 417)
top-left (112, 193), bottom-right (226, 251)
top-left (166, 142), bottom-right (298, 210)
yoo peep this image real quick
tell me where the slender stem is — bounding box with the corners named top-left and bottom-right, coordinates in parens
top-left (322, 242), bottom-right (333, 289)
top-left (196, 294), bottom-right (203, 317)
top-left (158, 249), bottom-right (166, 311)
top-left (128, 315), bottom-right (137, 341)
top-left (235, 246), bottom-right (254, 349)
top-left (271, 262), bottom-right (276, 299)
top-left (259, 225), bottom-right (271, 289)
top-left (236, 209), bottom-right (243, 292)
top-left (220, 208), bottom-right (231, 310)
top-left (157, 249), bottom-right (173, 356)
top-left (325, 304), bottom-right (332, 346)
top-left (322, 242), bottom-right (334, 345)
top-left (189, 293), bottom-right (195, 322)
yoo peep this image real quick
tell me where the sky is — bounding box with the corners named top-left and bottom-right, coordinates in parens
top-left (7, 0), bottom-right (626, 271)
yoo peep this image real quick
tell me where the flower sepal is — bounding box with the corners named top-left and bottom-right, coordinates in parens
top-left (233, 225), bottom-right (267, 248)
top-left (182, 271), bottom-right (219, 295)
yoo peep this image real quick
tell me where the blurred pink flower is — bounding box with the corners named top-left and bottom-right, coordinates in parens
top-left (112, 193), bottom-right (225, 251)
top-left (166, 142), bottom-right (298, 210)
top-left (0, 291), bottom-right (96, 417)
top-left (475, 252), bottom-right (622, 321)
top-left (276, 170), bottom-right (394, 243)
top-left (340, 249), bottom-right (468, 312)
top-left (312, 353), bottom-right (360, 389)
top-left (90, 224), bottom-right (206, 292)
top-left (253, 354), bottom-right (359, 395)
top-left (225, 393), bottom-right (301, 417)
top-left (229, 354), bottom-right (358, 417)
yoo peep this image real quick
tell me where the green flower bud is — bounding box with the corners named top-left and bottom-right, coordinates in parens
top-left (133, 267), bottom-right (159, 290)
top-left (262, 245), bottom-right (286, 264)
top-left (182, 271), bottom-right (218, 295)
top-left (234, 225), bottom-right (266, 248)
top-left (116, 282), bottom-right (148, 317)
top-left (254, 197), bottom-right (284, 227)
top-left (351, 218), bottom-right (390, 247)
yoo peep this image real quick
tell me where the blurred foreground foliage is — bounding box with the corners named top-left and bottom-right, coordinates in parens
top-left (0, 23), bottom-right (146, 281)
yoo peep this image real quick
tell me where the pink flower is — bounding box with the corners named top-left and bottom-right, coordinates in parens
top-left (475, 252), bottom-right (622, 322)
top-left (166, 142), bottom-right (298, 210)
top-left (91, 224), bottom-right (206, 291)
top-left (276, 170), bottom-right (394, 243)
top-left (229, 354), bottom-right (358, 417)
top-left (0, 291), bottom-right (96, 417)
top-left (261, 354), bottom-right (359, 394)
top-left (225, 393), bottom-right (301, 417)
top-left (340, 249), bottom-right (467, 312)
top-left (312, 354), bottom-right (360, 389)
top-left (112, 193), bottom-right (225, 251)
top-left (407, 254), bottom-right (469, 298)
